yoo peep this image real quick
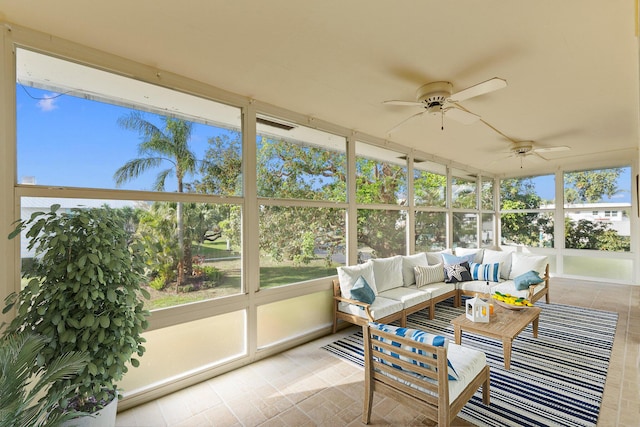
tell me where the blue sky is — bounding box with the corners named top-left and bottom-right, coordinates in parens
top-left (17, 85), bottom-right (632, 204)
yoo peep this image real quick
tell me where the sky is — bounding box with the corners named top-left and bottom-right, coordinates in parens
top-left (16, 85), bottom-right (632, 204)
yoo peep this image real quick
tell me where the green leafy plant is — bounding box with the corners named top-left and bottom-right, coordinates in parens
top-left (0, 332), bottom-right (90, 427)
top-left (3, 204), bottom-right (150, 413)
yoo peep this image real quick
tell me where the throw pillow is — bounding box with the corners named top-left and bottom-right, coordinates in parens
top-left (350, 275), bottom-right (376, 304)
top-left (402, 253), bottom-right (429, 286)
top-left (442, 252), bottom-right (476, 265)
top-left (368, 322), bottom-right (459, 380)
top-left (443, 262), bottom-right (472, 283)
top-left (468, 262), bottom-right (501, 282)
top-left (414, 263), bottom-right (445, 286)
top-left (514, 270), bottom-right (544, 291)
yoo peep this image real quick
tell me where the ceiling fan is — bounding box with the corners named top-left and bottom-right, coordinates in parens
top-left (499, 141), bottom-right (571, 167)
top-left (383, 77), bottom-right (507, 133)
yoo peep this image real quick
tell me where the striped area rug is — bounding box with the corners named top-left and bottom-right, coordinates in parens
top-left (322, 299), bottom-right (618, 427)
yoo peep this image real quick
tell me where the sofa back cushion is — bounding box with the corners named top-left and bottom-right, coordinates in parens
top-left (337, 261), bottom-right (378, 298)
top-left (482, 249), bottom-right (513, 280)
top-left (426, 249), bottom-right (453, 265)
top-left (401, 253), bottom-right (429, 286)
top-left (509, 253), bottom-right (547, 279)
top-left (454, 247), bottom-right (485, 264)
top-left (442, 252), bottom-right (476, 265)
top-left (371, 256), bottom-right (404, 293)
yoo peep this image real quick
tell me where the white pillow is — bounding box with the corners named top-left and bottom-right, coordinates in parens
top-left (415, 263), bottom-right (445, 286)
top-left (337, 261), bottom-right (378, 299)
top-left (509, 253), bottom-right (547, 279)
top-left (483, 249), bottom-right (512, 280)
top-left (401, 253), bottom-right (429, 286)
top-left (426, 249), bottom-right (453, 265)
top-left (454, 247), bottom-right (484, 264)
top-left (371, 256), bottom-right (404, 293)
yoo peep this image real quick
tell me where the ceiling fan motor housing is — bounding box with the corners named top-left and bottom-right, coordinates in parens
top-left (416, 81), bottom-right (453, 114)
top-left (511, 141), bottom-right (534, 155)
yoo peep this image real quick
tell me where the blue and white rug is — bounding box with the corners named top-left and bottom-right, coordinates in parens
top-left (322, 299), bottom-right (618, 427)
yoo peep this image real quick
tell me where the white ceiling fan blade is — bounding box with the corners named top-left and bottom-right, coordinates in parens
top-left (448, 77), bottom-right (507, 103)
top-left (533, 145), bottom-right (571, 153)
top-left (532, 151), bottom-right (550, 161)
top-left (387, 111), bottom-right (426, 134)
top-left (444, 107), bottom-right (480, 125)
top-left (383, 100), bottom-right (423, 107)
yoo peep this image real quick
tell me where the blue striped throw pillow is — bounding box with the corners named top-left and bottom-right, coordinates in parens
top-left (368, 322), bottom-right (459, 380)
top-left (469, 262), bottom-right (501, 282)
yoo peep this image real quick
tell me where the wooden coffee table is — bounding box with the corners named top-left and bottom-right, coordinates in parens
top-left (450, 305), bottom-right (542, 370)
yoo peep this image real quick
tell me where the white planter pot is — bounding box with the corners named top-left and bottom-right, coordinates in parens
top-left (61, 395), bottom-right (118, 427)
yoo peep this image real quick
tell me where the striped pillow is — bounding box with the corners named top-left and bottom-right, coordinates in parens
top-left (368, 322), bottom-right (459, 380)
top-left (469, 262), bottom-right (501, 282)
top-left (414, 263), bottom-right (445, 286)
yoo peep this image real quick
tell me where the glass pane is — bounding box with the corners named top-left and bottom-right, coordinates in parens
top-left (501, 212), bottom-right (554, 248)
top-left (452, 212), bottom-right (477, 248)
top-left (414, 168), bottom-right (446, 208)
top-left (481, 213), bottom-right (495, 247)
top-left (16, 49), bottom-right (242, 195)
top-left (415, 211), bottom-right (447, 252)
top-left (500, 175), bottom-right (555, 209)
top-left (19, 197), bottom-right (243, 309)
top-left (119, 310), bottom-right (246, 393)
top-left (564, 166), bottom-right (632, 207)
top-left (481, 178), bottom-right (494, 210)
top-left (451, 172), bottom-right (477, 209)
top-left (565, 210), bottom-right (630, 251)
top-left (357, 209), bottom-right (407, 259)
top-left (355, 142), bottom-right (407, 205)
top-left (256, 117), bottom-right (346, 201)
top-left (259, 206), bottom-right (345, 288)
top-left (563, 255), bottom-right (632, 282)
top-left (257, 291), bottom-right (333, 348)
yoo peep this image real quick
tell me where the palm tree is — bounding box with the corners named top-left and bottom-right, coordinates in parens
top-left (115, 112), bottom-right (197, 290)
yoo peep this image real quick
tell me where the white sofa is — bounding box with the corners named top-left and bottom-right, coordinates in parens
top-left (332, 248), bottom-right (550, 333)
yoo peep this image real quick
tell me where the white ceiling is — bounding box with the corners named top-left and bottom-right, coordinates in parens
top-left (1, 0), bottom-right (638, 177)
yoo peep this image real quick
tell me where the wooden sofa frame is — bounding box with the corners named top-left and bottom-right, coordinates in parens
top-left (333, 264), bottom-right (550, 333)
top-left (362, 324), bottom-right (490, 426)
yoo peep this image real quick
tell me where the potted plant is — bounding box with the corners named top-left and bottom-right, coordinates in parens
top-left (0, 332), bottom-right (90, 427)
top-left (2, 204), bottom-right (150, 426)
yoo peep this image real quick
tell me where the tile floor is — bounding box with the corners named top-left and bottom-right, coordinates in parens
top-left (116, 278), bottom-right (639, 426)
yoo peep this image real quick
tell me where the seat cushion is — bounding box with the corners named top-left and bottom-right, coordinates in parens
top-left (338, 296), bottom-right (403, 320)
top-left (411, 281), bottom-right (456, 298)
top-left (457, 280), bottom-right (497, 295)
top-left (378, 287), bottom-right (431, 310)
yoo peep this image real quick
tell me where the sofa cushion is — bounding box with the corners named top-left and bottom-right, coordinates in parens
top-left (368, 322), bottom-right (459, 380)
top-left (378, 287), bottom-right (431, 310)
top-left (426, 249), bottom-right (453, 265)
top-left (514, 270), bottom-right (544, 291)
top-left (412, 281), bottom-right (456, 299)
top-left (402, 253), bottom-right (429, 286)
top-left (338, 296), bottom-right (403, 320)
top-left (454, 247), bottom-right (485, 264)
top-left (371, 256), bottom-right (404, 293)
top-left (350, 275), bottom-right (376, 304)
top-left (444, 262), bottom-right (473, 283)
top-left (482, 249), bottom-right (512, 280)
top-left (337, 261), bottom-right (378, 299)
top-left (509, 253), bottom-right (547, 279)
top-left (456, 280), bottom-right (496, 295)
top-left (442, 252), bottom-right (476, 265)
top-left (414, 263), bottom-right (445, 286)
top-left (468, 262), bottom-right (501, 282)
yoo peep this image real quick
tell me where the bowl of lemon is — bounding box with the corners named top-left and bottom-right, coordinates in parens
top-left (492, 291), bottom-right (534, 310)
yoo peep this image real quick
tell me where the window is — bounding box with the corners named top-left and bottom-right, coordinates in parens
top-left (453, 212), bottom-right (478, 248)
top-left (414, 161), bottom-right (446, 208)
top-left (415, 211), bottom-right (447, 252)
top-left (451, 172), bottom-right (477, 209)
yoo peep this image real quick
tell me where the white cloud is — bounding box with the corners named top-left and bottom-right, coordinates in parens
top-left (37, 94), bottom-right (59, 112)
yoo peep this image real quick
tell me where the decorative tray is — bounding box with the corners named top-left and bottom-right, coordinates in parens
top-left (493, 299), bottom-right (529, 311)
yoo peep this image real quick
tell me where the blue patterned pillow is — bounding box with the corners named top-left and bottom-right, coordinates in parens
top-left (350, 275), bottom-right (376, 304)
top-left (368, 322), bottom-right (459, 380)
top-left (469, 262), bottom-right (501, 282)
top-left (514, 270), bottom-right (543, 291)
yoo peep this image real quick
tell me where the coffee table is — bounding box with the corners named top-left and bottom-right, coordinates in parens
top-left (450, 305), bottom-right (542, 370)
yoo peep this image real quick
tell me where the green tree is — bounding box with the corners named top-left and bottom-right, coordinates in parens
top-left (564, 168), bottom-right (622, 204)
top-left (114, 113), bottom-right (197, 288)
top-left (500, 177), bottom-right (553, 247)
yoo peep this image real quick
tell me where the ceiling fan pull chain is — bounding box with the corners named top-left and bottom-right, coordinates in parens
top-left (441, 110), bottom-right (444, 130)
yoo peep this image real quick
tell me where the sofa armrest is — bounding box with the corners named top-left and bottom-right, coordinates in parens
top-left (332, 279), bottom-right (375, 321)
